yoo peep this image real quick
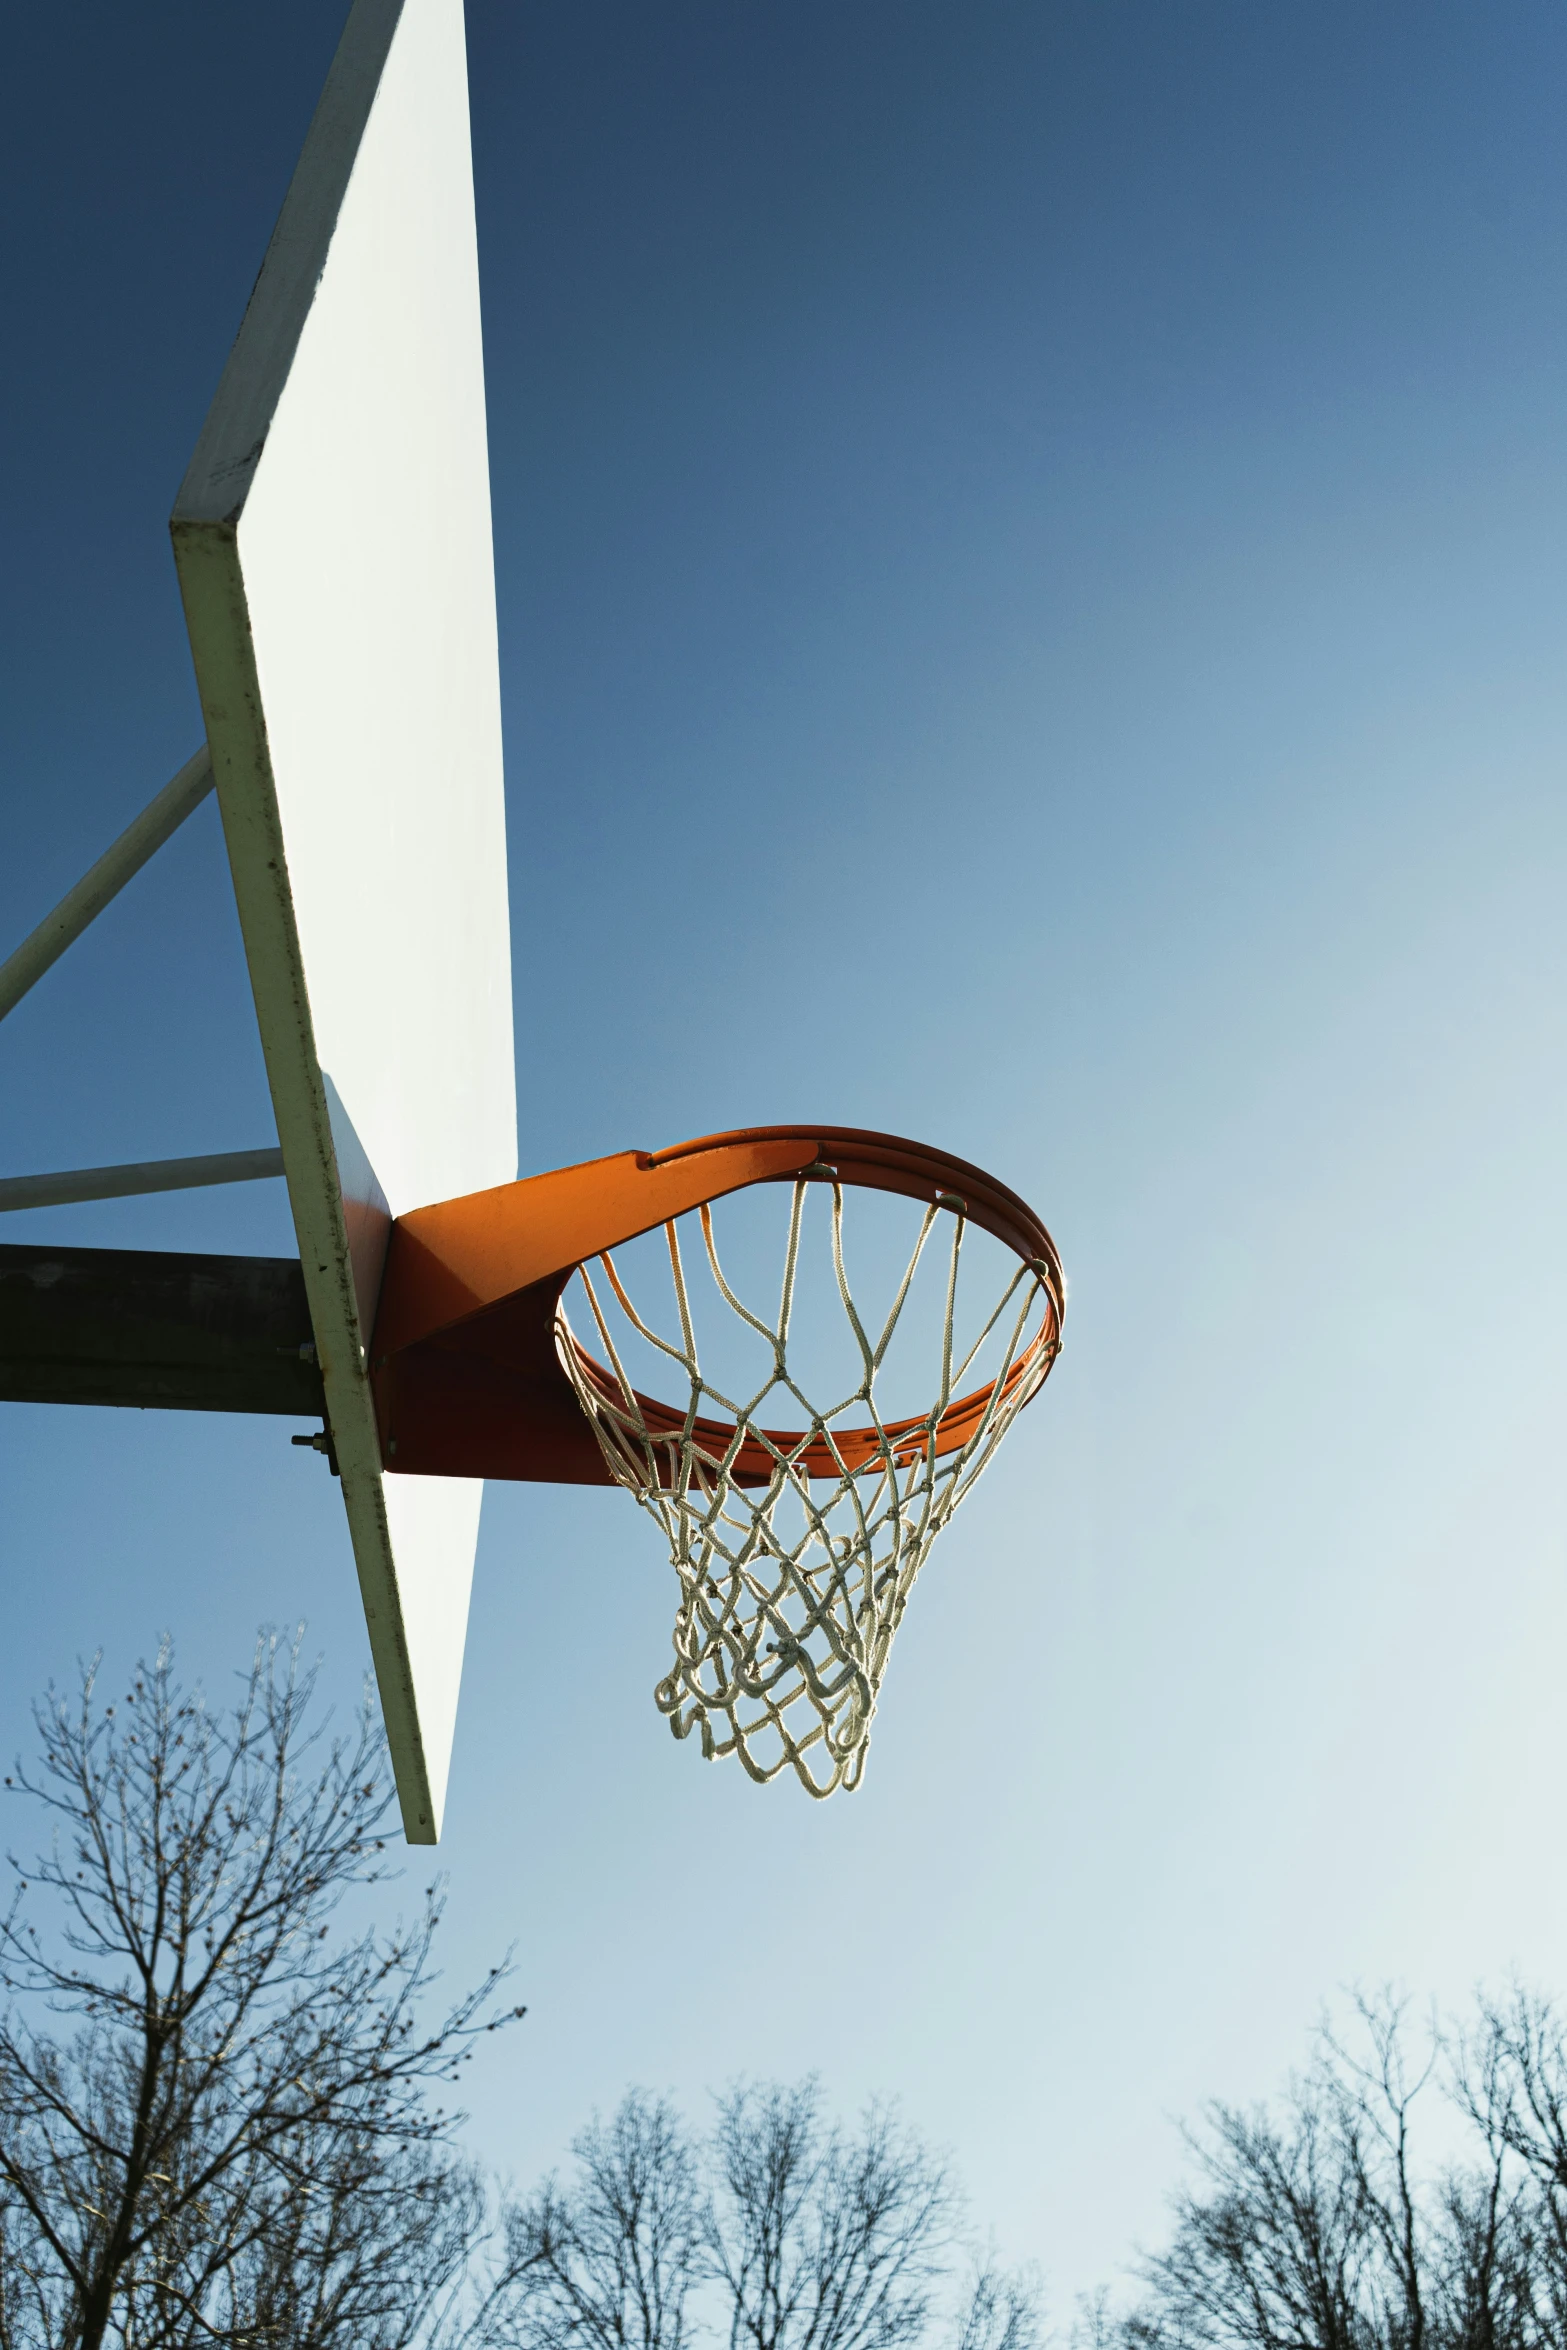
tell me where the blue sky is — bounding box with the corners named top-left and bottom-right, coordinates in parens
top-left (4, 0), bottom-right (1567, 2314)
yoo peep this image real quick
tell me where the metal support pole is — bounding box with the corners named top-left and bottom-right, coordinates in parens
top-left (0, 747), bottom-right (215, 1023)
top-left (0, 1148), bottom-right (284, 1215)
top-left (0, 1242), bottom-right (323, 1415)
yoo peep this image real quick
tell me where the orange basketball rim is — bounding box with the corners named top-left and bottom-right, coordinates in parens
top-left (367, 1125), bottom-right (1065, 1489)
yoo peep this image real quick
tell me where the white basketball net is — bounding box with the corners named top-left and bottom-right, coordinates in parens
top-left (557, 1174), bottom-right (1058, 1797)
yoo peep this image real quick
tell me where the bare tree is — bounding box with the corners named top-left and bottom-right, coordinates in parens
top-left (1452, 1984), bottom-right (1567, 2349)
top-left (479, 2082), bottom-right (1034, 2350)
top-left (1114, 1989), bottom-right (1567, 2350)
top-left (486, 2093), bottom-right (705, 2350)
top-left (707, 2082), bottom-right (954, 2350)
top-left (1121, 2089), bottom-right (1376, 2350)
top-left (949, 2259), bottom-right (1042, 2350)
top-left (0, 1635), bottom-right (522, 2350)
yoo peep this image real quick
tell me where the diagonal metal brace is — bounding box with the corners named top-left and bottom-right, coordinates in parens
top-left (0, 1148), bottom-right (284, 1215)
top-left (0, 747), bottom-right (214, 1023)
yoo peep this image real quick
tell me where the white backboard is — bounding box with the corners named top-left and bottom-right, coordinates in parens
top-left (171, 0), bottom-right (515, 1842)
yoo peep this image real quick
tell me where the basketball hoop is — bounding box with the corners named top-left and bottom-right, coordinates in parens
top-left (368, 1127), bottom-right (1064, 1797)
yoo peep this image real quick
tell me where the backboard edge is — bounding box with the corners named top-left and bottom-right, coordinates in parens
top-left (169, 513), bottom-right (443, 1843)
top-left (172, 0), bottom-right (408, 532)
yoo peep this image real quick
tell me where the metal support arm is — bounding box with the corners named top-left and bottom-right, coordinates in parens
top-left (0, 1244), bottom-right (324, 1416)
top-left (0, 1148), bottom-right (284, 1215)
top-left (0, 746), bottom-right (214, 1023)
